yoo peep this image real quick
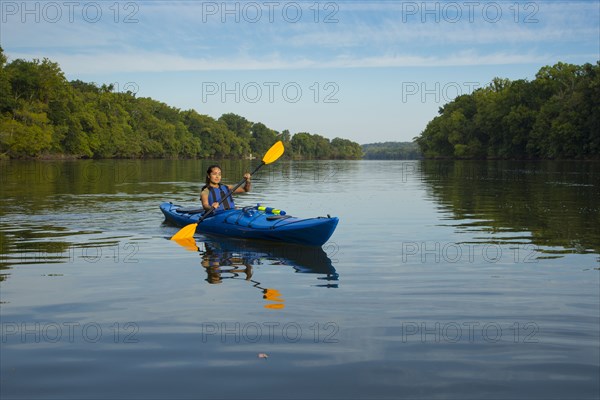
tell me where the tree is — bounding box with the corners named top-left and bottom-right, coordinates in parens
top-left (250, 122), bottom-right (277, 155)
top-left (416, 61), bottom-right (600, 160)
top-left (0, 47), bottom-right (14, 113)
top-left (0, 51), bottom-right (363, 159)
top-left (183, 110), bottom-right (245, 158)
top-left (0, 100), bottom-right (53, 157)
top-left (291, 132), bottom-right (316, 159)
top-left (333, 138), bottom-right (364, 159)
top-left (219, 113), bottom-right (252, 142)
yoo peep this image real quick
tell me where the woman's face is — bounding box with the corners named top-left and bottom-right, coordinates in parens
top-left (208, 167), bottom-right (222, 185)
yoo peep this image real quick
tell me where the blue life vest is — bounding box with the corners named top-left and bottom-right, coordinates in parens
top-left (206, 184), bottom-right (235, 211)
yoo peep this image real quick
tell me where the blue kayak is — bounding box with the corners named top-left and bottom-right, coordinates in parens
top-left (160, 202), bottom-right (339, 246)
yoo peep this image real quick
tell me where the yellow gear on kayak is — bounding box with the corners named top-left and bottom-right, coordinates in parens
top-left (257, 206), bottom-right (285, 215)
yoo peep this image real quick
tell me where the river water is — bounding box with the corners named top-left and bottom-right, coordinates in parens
top-left (1, 159), bottom-right (599, 399)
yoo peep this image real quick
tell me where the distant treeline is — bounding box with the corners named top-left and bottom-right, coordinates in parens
top-left (0, 48), bottom-right (362, 160)
top-left (415, 61), bottom-right (600, 159)
top-left (362, 142), bottom-right (422, 159)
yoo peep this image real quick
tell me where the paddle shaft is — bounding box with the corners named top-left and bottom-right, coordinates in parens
top-left (198, 162), bottom-right (265, 223)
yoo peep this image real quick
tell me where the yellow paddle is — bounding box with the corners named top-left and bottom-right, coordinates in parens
top-left (171, 225), bottom-right (198, 242)
top-left (170, 141), bottom-right (285, 241)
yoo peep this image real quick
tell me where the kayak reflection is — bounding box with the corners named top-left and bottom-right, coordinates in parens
top-left (195, 237), bottom-right (339, 309)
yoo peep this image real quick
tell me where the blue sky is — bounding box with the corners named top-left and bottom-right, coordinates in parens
top-left (1, 0), bottom-right (599, 143)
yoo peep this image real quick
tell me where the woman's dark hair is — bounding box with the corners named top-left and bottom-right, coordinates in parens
top-left (203, 164), bottom-right (222, 189)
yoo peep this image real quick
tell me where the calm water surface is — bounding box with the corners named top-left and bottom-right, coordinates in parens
top-left (1, 160), bottom-right (599, 399)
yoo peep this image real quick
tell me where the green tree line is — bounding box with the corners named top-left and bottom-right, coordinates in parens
top-left (0, 49), bottom-right (362, 160)
top-left (362, 142), bottom-right (422, 159)
top-left (415, 61), bottom-right (600, 159)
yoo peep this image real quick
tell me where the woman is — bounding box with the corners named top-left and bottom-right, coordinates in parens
top-left (200, 164), bottom-right (251, 212)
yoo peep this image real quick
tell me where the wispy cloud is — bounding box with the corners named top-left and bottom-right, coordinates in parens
top-left (9, 49), bottom-right (553, 74)
top-left (2, 0), bottom-right (598, 73)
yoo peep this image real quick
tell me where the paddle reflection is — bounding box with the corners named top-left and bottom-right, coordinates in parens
top-left (195, 237), bottom-right (339, 309)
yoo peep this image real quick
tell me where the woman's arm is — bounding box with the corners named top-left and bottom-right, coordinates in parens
top-left (232, 173), bottom-right (251, 193)
top-left (200, 189), bottom-right (218, 210)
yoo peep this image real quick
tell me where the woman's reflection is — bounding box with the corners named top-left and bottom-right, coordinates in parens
top-left (193, 237), bottom-right (338, 309)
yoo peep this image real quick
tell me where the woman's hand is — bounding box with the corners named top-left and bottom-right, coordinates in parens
top-left (243, 172), bottom-right (251, 192)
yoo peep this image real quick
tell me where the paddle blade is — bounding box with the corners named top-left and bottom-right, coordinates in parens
top-left (263, 288), bottom-right (285, 309)
top-left (172, 237), bottom-right (199, 251)
top-left (264, 303), bottom-right (285, 310)
top-left (262, 141), bottom-right (284, 165)
top-left (263, 288), bottom-right (284, 301)
top-left (170, 223), bottom-right (197, 240)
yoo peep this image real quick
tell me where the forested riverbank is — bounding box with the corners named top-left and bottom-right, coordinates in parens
top-left (415, 61), bottom-right (599, 160)
top-left (0, 48), bottom-right (362, 160)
